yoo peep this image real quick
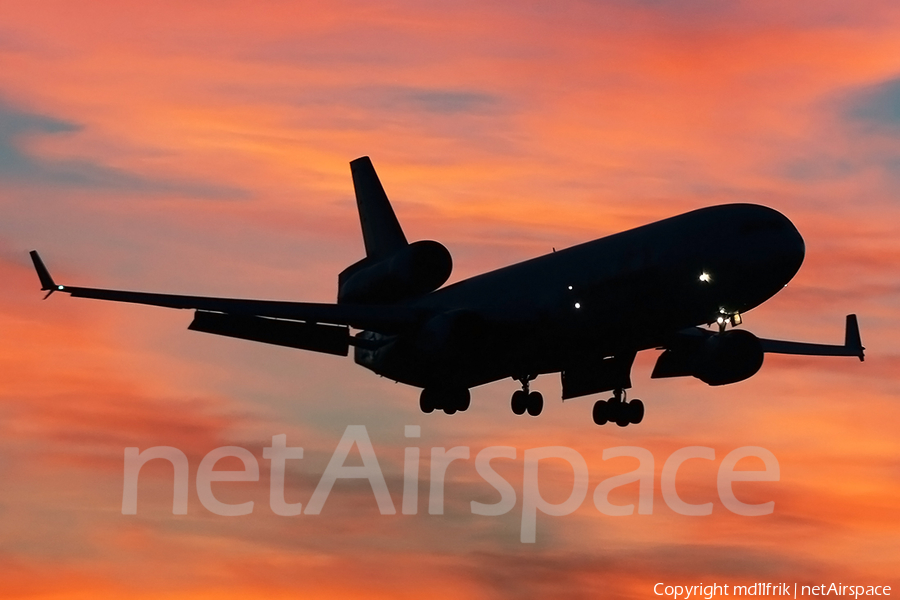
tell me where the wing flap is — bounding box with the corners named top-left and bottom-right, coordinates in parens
top-left (188, 311), bottom-right (350, 355)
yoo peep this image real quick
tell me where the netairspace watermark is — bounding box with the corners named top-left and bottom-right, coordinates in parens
top-left (123, 424), bottom-right (782, 543)
top-left (654, 583), bottom-right (892, 599)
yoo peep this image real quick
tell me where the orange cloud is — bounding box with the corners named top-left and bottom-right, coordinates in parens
top-left (1, 0), bottom-right (899, 597)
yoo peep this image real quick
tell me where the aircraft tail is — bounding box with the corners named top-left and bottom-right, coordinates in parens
top-left (338, 157), bottom-right (452, 305)
top-left (350, 156), bottom-right (408, 259)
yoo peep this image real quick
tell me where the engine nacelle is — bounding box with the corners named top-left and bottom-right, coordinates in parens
top-left (652, 329), bottom-right (764, 386)
top-left (695, 329), bottom-right (764, 385)
top-left (338, 240), bottom-right (452, 304)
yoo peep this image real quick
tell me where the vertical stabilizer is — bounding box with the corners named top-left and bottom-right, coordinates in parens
top-left (350, 157), bottom-right (408, 259)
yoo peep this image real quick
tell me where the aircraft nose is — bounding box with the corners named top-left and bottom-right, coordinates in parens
top-left (784, 218), bottom-right (805, 273)
top-left (739, 206), bottom-right (805, 286)
top-left (771, 211), bottom-right (805, 281)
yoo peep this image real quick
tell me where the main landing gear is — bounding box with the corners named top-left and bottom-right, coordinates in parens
top-left (592, 388), bottom-right (643, 427)
top-left (510, 375), bottom-right (543, 417)
top-left (419, 387), bottom-right (470, 415)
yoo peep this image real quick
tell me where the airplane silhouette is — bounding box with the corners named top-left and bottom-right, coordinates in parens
top-left (30, 156), bottom-right (864, 426)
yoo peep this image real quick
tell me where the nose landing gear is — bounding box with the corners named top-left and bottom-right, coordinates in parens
top-left (511, 375), bottom-right (543, 416)
top-left (592, 388), bottom-right (643, 427)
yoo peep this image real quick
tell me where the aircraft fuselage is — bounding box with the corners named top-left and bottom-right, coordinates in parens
top-left (355, 203), bottom-right (805, 389)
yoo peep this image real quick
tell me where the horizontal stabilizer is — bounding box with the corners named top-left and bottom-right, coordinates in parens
top-left (759, 314), bottom-right (865, 361)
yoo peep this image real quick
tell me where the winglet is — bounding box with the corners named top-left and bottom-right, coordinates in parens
top-left (29, 251), bottom-right (61, 299)
top-left (845, 314), bottom-right (865, 362)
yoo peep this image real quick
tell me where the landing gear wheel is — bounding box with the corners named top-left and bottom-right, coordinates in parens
top-left (610, 397), bottom-right (629, 427)
top-left (511, 390), bottom-right (528, 415)
top-left (592, 399), bottom-right (609, 425)
top-left (629, 399), bottom-right (644, 424)
top-left (458, 389), bottom-right (471, 412)
top-left (526, 391), bottom-right (543, 416)
top-left (592, 389), bottom-right (644, 426)
top-left (422, 387), bottom-right (470, 414)
top-left (419, 389), bottom-right (436, 414)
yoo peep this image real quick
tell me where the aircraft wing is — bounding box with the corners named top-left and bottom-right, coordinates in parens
top-left (29, 251), bottom-right (422, 334)
top-left (668, 314), bottom-right (865, 361)
top-left (758, 314), bottom-right (865, 361)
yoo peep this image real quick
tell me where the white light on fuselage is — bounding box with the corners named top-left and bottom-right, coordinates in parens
top-left (699, 272), bottom-right (712, 283)
top-left (574, 302), bottom-right (581, 309)
top-left (567, 285), bottom-right (573, 290)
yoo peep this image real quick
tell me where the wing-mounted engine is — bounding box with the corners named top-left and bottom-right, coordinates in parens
top-left (653, 315), bottom-right (863, 387)
top-left (338, 240), bottom-right (452, 304)
top-left (652, 328), bottom-right (764, 386)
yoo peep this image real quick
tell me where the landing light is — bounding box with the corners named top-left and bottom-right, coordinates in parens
top-left (699, 272), bottom-right (712, 283)
top-left (57, 285), bottom-right (64, 290)
top-left (574, 302), bottom-right (581, 309)
top-left (716, 316), bottom-right (725, 325)
top-left (567, 285), bottom-right (573, 290)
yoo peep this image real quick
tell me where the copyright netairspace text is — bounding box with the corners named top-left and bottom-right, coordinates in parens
top-left (654, 583), bottom-right (891, 600)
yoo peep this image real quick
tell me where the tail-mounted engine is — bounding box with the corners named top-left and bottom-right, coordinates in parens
top-left (338, 240), bottom-right (452, 304)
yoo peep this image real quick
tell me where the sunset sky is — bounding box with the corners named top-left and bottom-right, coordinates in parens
top-left (1, 1), bottom-right (899, 598)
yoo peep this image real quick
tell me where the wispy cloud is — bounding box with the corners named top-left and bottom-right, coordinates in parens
top-left (0, 100), bottom-right (246, 198)
top-left (845, 76), bottom-right (900, 128)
